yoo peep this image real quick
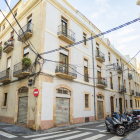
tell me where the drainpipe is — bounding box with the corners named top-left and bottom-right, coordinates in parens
top-left (120, 58), bottom-right (126, 113)
top-left (91, 34), bottom-right (96, 120)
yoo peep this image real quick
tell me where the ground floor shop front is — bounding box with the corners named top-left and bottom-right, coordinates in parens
top-left (0, 76), bottom-right (139, 130)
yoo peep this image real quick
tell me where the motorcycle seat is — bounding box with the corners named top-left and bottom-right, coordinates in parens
top-left (106, 117), bottom-right (113, 124)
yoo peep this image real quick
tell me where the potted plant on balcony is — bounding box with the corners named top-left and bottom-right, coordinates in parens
top-left (10, 37), bottom-right (14, 41)
top-left (22, 57), bottom-right (31, 71)
top-left (4, 41), bottom-right (8, 46)
top-left (59, 61), bottom-right (65, 64)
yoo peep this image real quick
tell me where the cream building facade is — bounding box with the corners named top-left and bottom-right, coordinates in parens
top-left (0, 0), bottom-right (140, 130)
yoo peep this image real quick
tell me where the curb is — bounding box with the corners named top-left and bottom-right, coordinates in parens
top-left (43, 120), bottom-right (105, 133)
top-left (0, 120), bottom-right (104, 135)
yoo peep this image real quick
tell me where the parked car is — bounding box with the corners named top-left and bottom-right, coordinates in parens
top-left (130, 110), bottom-right (140, 122)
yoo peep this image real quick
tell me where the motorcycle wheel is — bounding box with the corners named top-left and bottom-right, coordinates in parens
top-left (116, 126), bottom-right (125, 136)
top-left (125, 124), bottom-right (130, 132)
top-left (105, 124), bottom-right (110, 132)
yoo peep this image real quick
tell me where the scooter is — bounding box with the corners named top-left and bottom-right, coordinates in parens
top-left (121, 113), bottom-right (131, 132)
top-left (105, 111), bottom-right (125, 136)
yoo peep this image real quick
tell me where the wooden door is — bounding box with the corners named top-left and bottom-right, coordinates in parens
top-left (97, 101), bottom-right (104, 119)
top-left (119, 98), bottom-right (122, 114)
top-left (110, 97), bottom-right (114, 113)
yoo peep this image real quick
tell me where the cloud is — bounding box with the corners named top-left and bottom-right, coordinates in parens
top-left (119, 35), bottom-right (140, 43)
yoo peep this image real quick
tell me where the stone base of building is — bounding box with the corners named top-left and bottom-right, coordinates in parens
top-left (0, 116), bottom-right (14, 124)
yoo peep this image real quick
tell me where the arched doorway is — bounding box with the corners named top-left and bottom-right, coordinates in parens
top-left (55, 88), bottom-right (71, 125)
top-left (97, 94), bottom-right (104, 119)
top-left (110, 96), bottom-right (114, 113)
top-left (119, 98), bottom-right (122, 114)
top-left (17, 87), bottom-right (28, 124)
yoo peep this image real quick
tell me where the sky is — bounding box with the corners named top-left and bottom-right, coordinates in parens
top-left (0, 0), bottom-right (140, 61)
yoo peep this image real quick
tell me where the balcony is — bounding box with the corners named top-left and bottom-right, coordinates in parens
top-left (95, 50), bottom-right (105, 63)
top-left (18, 23), bottom-right (33, 42)
top-left (118, 85), bottom-right (125, 93)
top-left (57, 25), bottom-right (75, 44)
top-left (13, 62), bottom-right (30, 78)
top-left (116, 66), bottom-right (122, 74)
top-left (0, 69), bottom-right (11, 83)
top-left (84, 74), bottom-right (89, 82)
top-left (110, 83), bottom-right (113, 90)
top-left (3, 39), bottom-right (14, 53)
top-left (55, 63), bottom-right (77, 80)
top-left (128, 73), bottom-right (132, 80)
top-left (130, 90), bottom-right (134, 95)
top-left (136, 92), bottom-right (139, 97)
top-left (96, 77), bottom-right (107, 88)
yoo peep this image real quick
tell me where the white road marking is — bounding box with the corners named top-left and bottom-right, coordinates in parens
top-left (96, 124), bottom-right (105, 127)
top-left (23, 130), bottom-right (70, 138)
top-left (107, 136), bottom-right (123, 140)
top-left (0, 131), bottom-right (17, 138)
top-left (31, 131), bottom-right (80, 140)
top-left (82, 134), bottom-right (106, 140)
top-left (56, 132), bottom-right (92, 140)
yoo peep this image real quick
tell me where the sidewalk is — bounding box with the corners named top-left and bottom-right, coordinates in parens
top-left (123, 128), bottom-right (140, 140)
top-left (0, 120), bottom-right (104, 135)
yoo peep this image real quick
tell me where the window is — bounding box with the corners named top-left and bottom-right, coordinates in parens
top-left (135, 99), bottom-right (137, 108)
top-left (11, 31), bottom-right (14, 39)
top-left (61, 17), bottom-right (67, 35)
top-left (3, 23), bottom-right (5, 30)
top-left (108, 52), bottom-right (111, 62)
top-left (59, 47), bottom-right (68, 73)
top-left (116, 99), bottom-right (117, 107)
top-left (129, 82), bottom-right (131, 93)
top-left (3, 93), bottom-right (7, 106)
top-left (85, 94), bottom-right (89, 108)
top-left (117, 59), bottom-right (119, 66)
top-left (110, 72), bottom-right (113, 89)
top-left (23, 46), bottom-right (29, 58)
top-left (7, 57), bottom-right (11, 69)
top-left (124, 80), bottom-right (126, 93)
top-left (27, 15), bottom-right (32, 31)
top-left (14, 10), bottom-right (17, 17)
top-left (83, 33), bottom-right (86, 45)
top-left (97, 65), bottom-right (101, 78)
top-left (138, 100), bottom-right (139, 107)
top-left (125, 100), bottom-right (127, 108)
top-left (130, 100), bottom-right (132, 108)
top-left (84, 59), bottom-right (88, 82)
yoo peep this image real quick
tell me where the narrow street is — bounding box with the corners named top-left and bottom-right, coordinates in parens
top-left (0, 122), bottom-right (135, 140)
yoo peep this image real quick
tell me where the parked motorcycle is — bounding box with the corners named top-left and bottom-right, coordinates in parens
top-left (105, 112), bottom-right (125, 136)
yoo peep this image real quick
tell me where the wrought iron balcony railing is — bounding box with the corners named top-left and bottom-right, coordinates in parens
top-left (130, 90), bottom-right (134, 95)
top-left (128, 73), bottom-right (132, 79)
top-left (13, 62), bottom-right (30, 78)
top-left (84, 74), bottom-right (89, 82)
top-left (3, 38), bottom-right (14, 53)
top-left (0, 69), bottom-right (11, 83)
top-left (95, 50), bottom-right (105, 62)
top-left (116, 66), bottom-right (122, 74)
top-left (57, 25), bottom-right (75, 43)
top-left (55, 63), bottom-right (77, 79)
top-left (97, 77), bottom-right (107, 87)
top-left (136, 92), bottom-right (139, 97)
top-left (118, 85), bottom-right (125, 92)
top-left (18, 23), bottom-right (33, 41)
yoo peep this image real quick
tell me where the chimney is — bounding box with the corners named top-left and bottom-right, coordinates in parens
top-left (6, 0), bottom-right (11, 13)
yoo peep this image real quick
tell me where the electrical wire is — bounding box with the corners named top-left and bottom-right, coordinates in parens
top-left (40, 18), bottom-right (140, 55)
top-left (0, 10), bottom-right (38, 55)
top-left (4, 0), bottom-right (39, 56)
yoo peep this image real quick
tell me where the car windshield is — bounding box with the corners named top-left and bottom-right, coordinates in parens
top-left (116, 114), bottom-right (120, 120)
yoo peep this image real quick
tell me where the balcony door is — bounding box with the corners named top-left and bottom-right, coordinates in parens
top-left (60, 51), bottom-right (68, 74)
top-left (96, 43), bottom-right (99, 57)
top-left (27, 15), bottom-right (32, 31)
top-left (61, 18), bottom-right (67, 37)
top-left (84, 59), bottom-right (88, 82)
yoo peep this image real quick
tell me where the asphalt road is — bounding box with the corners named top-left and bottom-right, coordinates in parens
top-left (0, 122), bottom-right (135, 140)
